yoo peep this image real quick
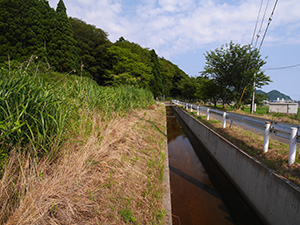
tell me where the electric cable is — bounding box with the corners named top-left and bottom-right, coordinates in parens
top-left (251, 0), bottom-right (264, 46)
top-left (243, 0), bottom-right (266, 88)
top-left (258, 0), bottom-right (279, 51)
top-left (263, 63), bottom-right (300, 71)
top-left (239, 0), bottom-right (263, 106)
top-left (238, 0), bottom-right (267, 111)
top-left (254, 0), bottom-right (270, 48)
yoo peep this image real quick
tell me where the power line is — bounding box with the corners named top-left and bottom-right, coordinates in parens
top-left (254, 0), bottom-right (270, 48)
top-left (244, 0), bottom-right (265, 84)
top-left (263, 63), bottom-right (300, 71)
top-left (251, 0), bottom-right (264, 46)
top-left (248, 0), bottom-right (278, 113)
top-left (258, 0), bottom-right (279, 51)
top-left (238, 0), bottom-right (265, 109)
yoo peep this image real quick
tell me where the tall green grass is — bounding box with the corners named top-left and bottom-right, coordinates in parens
top-left (0, 68), bottom-right (154, 165)
top-left (0, 69), bottom-right (70, 158)
top-left (42, 72), bottom-right (154, 114)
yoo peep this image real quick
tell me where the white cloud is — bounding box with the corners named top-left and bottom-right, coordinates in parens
top-left (127, 0), bottom-right (261, 57)
top-left (48, 0), bottom-right (300, 58)
top-left (48, 0), bottom-right (123, 36)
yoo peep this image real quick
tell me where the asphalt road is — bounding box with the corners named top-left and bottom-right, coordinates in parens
top-left (206, 111), bottom-right (300, 148)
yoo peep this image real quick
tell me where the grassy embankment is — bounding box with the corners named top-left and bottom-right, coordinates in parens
top-left (0, 68), bottom-right (167, 224)
top-left (180, 104), bottom-right (300, 186)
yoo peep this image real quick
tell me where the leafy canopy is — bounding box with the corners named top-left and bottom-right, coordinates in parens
top-left (202, 41), bottom-right (271, 106)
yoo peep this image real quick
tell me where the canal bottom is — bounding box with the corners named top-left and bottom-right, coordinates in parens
top-left (167, 107), bottom-right (233, 225)
top-left (166, 106), bottom-right (264, 225)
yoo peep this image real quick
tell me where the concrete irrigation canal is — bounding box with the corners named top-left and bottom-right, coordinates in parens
top-left (166, 106), bottom-right (262, 225)
top-left (166, 104), bottom-right (300, 225)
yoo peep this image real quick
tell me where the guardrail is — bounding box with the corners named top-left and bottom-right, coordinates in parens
top-left (171, 100), bottom-right (300, 165)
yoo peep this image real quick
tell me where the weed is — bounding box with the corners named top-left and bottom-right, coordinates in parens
top-left (153, 209), bottom-right (167, 224)
top-left (159, 164), bottom-right (165, 181)
top-left (0, 67), bottom-right (154, 167)
top-left (88, 189), bottom-right (92, 200)
top-left (118, 198), bottom-right (136, 223)
top-left (130, 156), bottom-right (139, 166)
top-left (0, 88), bottom-right (166, 224)
top-left (51, 201), bottom-right (58, 216)
top-left (148, 158), bottom-right (154, 169)
top-left (119, 208), bottom-right (136, 223)
top-left (0, 69), bottom-right (70, 157)
top-left (142, 191), bottom-right (147, 197)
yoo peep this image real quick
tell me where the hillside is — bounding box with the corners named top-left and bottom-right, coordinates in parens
top-left (0, 0), bottom-right (189, 98)
top-left (256, 90), bottom-right (292, 101)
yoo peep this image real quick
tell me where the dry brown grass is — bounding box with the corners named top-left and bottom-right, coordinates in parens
top-left (188, 110), bottom-right (300, 186)
top-left (0, 104), bottom-right (167, 224)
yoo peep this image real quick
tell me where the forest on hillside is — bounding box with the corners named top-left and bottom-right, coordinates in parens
top-left (0, 0), bottom-right (189, 98)
top-left (0, 0), bottom-right (272, 105)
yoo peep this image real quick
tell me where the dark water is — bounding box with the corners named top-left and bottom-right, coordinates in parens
top-left (166, 106), bottom-right (264, 225)
top-left (167, 107), bottom-right (234, 225)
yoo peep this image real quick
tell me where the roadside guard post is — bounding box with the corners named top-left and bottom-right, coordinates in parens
top-left (288, 127), bottom-right (298, 165)
top-left (263, 122), bottom-right (271, 153)
top-left (222, 112), bottom-right (227, 128)
top-left (207, 108), bottom-right (210, 120)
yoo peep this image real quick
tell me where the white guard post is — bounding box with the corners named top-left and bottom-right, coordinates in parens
top-left (288, 127), bottom-right (298, 165)
top-left (206, 108), bottom-right (210, 120)
top-left (222, 112), bottom-right (227, 128)
top-left (263, 122), bottom-right (271, 153)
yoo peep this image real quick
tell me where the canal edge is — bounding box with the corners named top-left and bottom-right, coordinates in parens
top-left (163, 102), bottom-right (173, 225)
top-left (173, 105), bottom-right (300, 225)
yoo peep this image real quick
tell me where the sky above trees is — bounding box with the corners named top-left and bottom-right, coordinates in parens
top-left (48, 0), bottom-right (300, 100)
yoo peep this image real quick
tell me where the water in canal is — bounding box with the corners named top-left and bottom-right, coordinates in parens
top-left (167, 107), bottom-right (234, 225)
top-left (166, 106), bottom-right (263, 225)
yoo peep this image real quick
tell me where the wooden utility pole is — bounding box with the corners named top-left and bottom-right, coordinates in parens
top-left (251, 73), bottom-right (256, 114)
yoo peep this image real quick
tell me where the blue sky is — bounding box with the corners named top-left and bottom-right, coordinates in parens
top-left (49, 0), bottom-right (300, 100)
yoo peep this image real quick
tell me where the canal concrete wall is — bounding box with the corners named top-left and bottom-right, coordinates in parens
top-left (163, 104), bottom-right (172, 225)
top-left (173, 106), bottom-right (300, 225)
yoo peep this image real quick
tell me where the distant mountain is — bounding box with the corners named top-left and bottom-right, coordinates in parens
top-left (256, 90), bottom-right (267, 95)
top-left (256, 90), bottom-right (292, 101)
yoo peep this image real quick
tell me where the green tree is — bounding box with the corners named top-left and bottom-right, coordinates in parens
top-left (105, 45), bottom-right (152, 88)
top-left (195, 75), bottom-right (223, 106)
top-left (0, 0), bottom-right (65, 72)
top-left (0, 0), bottom-right (20, 62)
top-left (170, 66), bottom-right (189, 97)
top-left (35, 0), bottom-right (55, 63)
top-left (0, 0), bottom-right (46, 62)
top-left (202, 41), bottom-right (271, 107)
top-left (159, 58), bottom-right (174, 96)
top-left (47, 0), bottom-right (78, 72)
top-left (177, 76), bottom-right (198, 100)
top-left (149, 50), bottom-right (163, 97)
top-left (105, 37), bottom-right (172, 93)
top-left (70, 17), bottom-right (111, 84)
top-left (159, 58), bottom-right (190, 98)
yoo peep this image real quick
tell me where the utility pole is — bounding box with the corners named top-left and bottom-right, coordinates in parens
top-left (251, 74), bottom-right (256, 114)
